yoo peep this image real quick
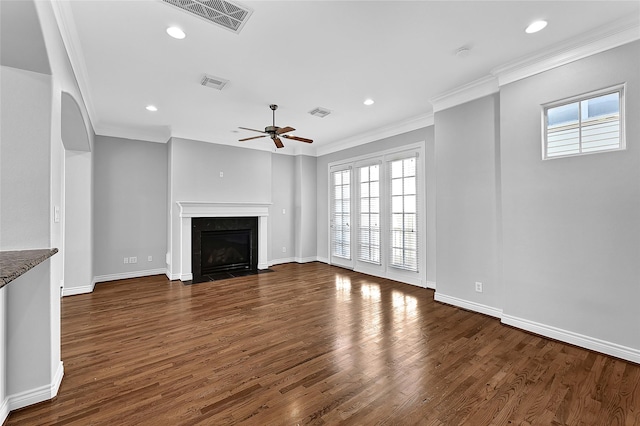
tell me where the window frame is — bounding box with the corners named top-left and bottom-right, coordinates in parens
top-left (541, 84), bottom-right (626, 160)
top-left (330, 166), bottom-right (353, 264)
top-left (327, 143), bottom-right (426, 288)
top-left (356, 161), bottom-right (382, 266)
top-left (388, 155), bottom-right (419, 272)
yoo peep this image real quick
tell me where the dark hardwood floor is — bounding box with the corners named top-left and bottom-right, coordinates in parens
top-left (6, 262), bottom-right (639, 425)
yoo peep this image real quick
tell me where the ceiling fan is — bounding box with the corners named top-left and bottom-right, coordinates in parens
top-left (239, 104), bottom-right (313, 149)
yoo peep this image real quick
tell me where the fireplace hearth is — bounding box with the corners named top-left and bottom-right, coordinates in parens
top-left (191, 217), bottom-right (259, 283)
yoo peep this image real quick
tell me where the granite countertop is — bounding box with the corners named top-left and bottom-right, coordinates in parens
top-left (0, 248), bottom-right (58, 289)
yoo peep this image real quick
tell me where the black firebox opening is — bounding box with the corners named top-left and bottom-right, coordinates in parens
top-left (201, 229), bottom-right (250, 274)
top-left (192, 217), bottom-right (258, 283)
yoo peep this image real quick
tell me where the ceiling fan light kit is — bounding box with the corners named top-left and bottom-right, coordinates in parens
top-left (238, 104), bottom-right (314, 149)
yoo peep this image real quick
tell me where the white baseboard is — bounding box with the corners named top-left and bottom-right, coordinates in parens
top-left (180, 273), bottom-right (193, 281)
top-left (502, 314), bottom-right (640, 364)
top-left (62, 283), bottom-right (95, 297)
top-left (166, 271), bottom-right (180, 281)
top-left (0, 396), bottom-right (8, 426)
top-left (317, 256), bottom-right (329, 264)
top-left (6, 360), bottom-right (64, 412)
top-left (51, 361), bottom-right (64, 398)
top-left (434, 292), bottom-right (503, 319)
top-left (269, 257), bottom-right (296, 266)
top-left (269, 256), bottom-right (320, 267)
top-left (64, 269), bottom-right (169, 296)
top-left (94, 268), bottom-right (168, 284)
top-left (426, 280), bottom-right (436, 290)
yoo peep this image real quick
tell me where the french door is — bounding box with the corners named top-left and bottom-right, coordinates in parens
top-left (328, 146), bottom-right (424, 286)
top-left (330, 166), bottom-right (354, 268)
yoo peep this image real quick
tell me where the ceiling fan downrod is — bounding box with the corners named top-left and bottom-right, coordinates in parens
top-left (270, 104), bottom-right (278, 127)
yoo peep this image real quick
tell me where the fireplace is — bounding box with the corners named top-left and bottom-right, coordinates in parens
top-left (175, 202), bottom-right (270, 282)
top-left (192, 217), bottom-right (258, 283)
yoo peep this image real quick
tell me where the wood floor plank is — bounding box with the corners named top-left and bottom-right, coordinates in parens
top-left (5, 262), bottom-right (640, 425)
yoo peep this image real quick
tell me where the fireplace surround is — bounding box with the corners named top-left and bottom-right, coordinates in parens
top-left (176, 202), bottom-right (270, 281)
top-left (191, 217), bottom-right (258, 282)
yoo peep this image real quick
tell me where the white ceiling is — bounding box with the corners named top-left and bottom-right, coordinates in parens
top-left (56, 0), bottom-right (639, 155)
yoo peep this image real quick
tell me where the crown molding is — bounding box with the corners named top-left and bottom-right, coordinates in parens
top-left (492, 15), bottom-right (640, 87)
top-left (430, 75), bottom-right (499, 113)
top-left (316, 113), bottom-right (434, 157)
top-left (94, 123), bottom-right (172, 144)
top-left (430, 15), bottom-right (639, 113)
top-left (50, 1), bottom-right (98, 128)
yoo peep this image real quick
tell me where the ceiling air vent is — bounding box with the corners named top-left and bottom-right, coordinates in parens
top-left (309, 107), bottom-right (331, 118)
top-left (162, 0), bottom-right (253, 34)
top-left (201, 74), bottom-right (228, 90)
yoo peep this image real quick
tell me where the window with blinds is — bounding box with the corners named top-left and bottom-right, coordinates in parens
top-left (331, 169), bottom-right (351, 259)
top-left (358, 164), bottom-right (380, 264)
top-left (389, 156), bottom-right (417, 271)
top-left (544, 86), bottom-right (625, 159)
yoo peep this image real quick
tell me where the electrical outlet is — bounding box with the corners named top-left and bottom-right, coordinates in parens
top-left (124, 257), bottom-right (128, 264)
top-left (282, 208), bottom-right (286, 215)
top-left (130, 257), bottom-right (137, 264)
top-left (148, 255), bottom-right (153, 262)
top-left (219, 171), bottom-right (223, 178)
top-left (475, 281), bottom-right (483, 293)
top-left (282, 247), bottom-right (286, 253)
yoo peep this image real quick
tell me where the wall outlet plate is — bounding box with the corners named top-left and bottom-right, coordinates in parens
top-left (475, 281), bottom-right (483, 293)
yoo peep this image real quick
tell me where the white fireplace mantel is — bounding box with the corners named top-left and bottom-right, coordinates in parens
top-left (176, 201), bottom-right (271, 281)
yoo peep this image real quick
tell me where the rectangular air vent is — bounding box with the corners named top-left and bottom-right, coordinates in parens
top-left (162, 0), bottom-right (253, 34)
top-left (309, 107), bottom-right (331, 118)
top-left (201, 74), bottom-right (228, 90)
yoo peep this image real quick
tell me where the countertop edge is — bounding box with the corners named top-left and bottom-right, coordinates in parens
top-left (0, 248), bottom-right (59, 289)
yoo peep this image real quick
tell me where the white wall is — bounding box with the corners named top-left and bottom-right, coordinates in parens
top-left (63, 150), bottom-right (93, 295)
top-left (0, 287), bottom-right (5, 419)
top-left (499, 41), bottom-right (640, 358)
top-left (434, 94), bottom-right (502, 315)
top-left (93, 136), bottom-right (168, 278)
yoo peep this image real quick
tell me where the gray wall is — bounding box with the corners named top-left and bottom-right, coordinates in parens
top-left (295, 155), bottom-right (317, 260)
top-left (94, 136), bottom-right (168, 277)
top-left (270, 153), bottom-right (296, 262)
top-left (500, 41), bottom-right (640, 350)
top-left (0, 64), bottom-right (54, 402)
top-left (315, 127), bottom-right (436, 284)
top-left (168, 138), bottom-right (273, 276)
top-left (0, 67), bottom-right (51, 250)
top-left (434, 94), bottom-right (501, 310)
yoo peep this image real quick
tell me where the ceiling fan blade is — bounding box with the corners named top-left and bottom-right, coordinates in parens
top-left (239, 127), bottom-right (266, 134)
top-left (239, 135), bottom-right (267, 142)
top-left (276, 126), bottom-right (295, 135)
top-left (272, 136), bottom-right (284, 149)
top-left (282, 135), bottom-right (313, 144)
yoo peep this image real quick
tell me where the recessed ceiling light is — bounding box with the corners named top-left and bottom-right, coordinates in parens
top-left (364, 99), bottom-right (375, 106)
top-left (166, 26), bottom-right (186, 39)
top-left (525, 20), bottom-right (547, 34)
top-left (146, 105), bottom-right (158, 112)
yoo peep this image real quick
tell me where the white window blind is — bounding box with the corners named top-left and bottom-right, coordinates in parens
top-left (544, 87), bottom-right (624, 159)
top-left (358, 164), bottom-right (380, 264)
top-left (331, 169), bottom-right (351, 259)
top-left (389, 156), bottom-right (418, 271)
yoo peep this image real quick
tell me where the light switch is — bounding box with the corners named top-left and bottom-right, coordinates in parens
top-left (219, 171), bottom-right (224, 178)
